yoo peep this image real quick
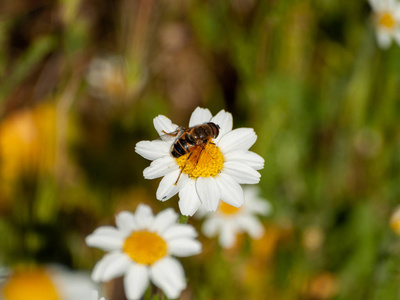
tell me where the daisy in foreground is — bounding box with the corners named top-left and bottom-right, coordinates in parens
top-left (198, 186), bottom-right (272, 248)
top-left (86, 204), bottom-right (202, 300)
top-left (369, 0), bottom-right (400, 49)
top-left (135, 107), bottom-right (264, 216)
top-left (0, 265), bottom-right (97, 300)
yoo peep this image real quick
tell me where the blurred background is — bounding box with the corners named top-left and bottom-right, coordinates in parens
top-left (1, 0), bottom-right (400, 299)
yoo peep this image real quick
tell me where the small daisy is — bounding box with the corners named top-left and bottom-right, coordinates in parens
top-left (198, 186), bottom-right (272, 248)
top-left (86, 204), bottom-right (202, 300)
top-left (369, 0), bottom-right (400, 49)
top-left (135, 107), bottom-right (264, 216)
top-left (0, 265), bottom-right (97, 300)
top-left (86, 57), bottom-right (127, 100)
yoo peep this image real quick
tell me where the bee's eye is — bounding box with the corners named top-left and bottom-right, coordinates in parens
top-left (212, 124), bottom-right (219, 138)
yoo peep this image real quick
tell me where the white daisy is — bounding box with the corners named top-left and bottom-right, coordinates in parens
top-left (86, 204), bottom-right (202, 300)
top-left (198, 186), bottom-right (272, 248)
top-left (369, 0), bottom-right (400, 49)
top-left (0, 265), bottom-right (97, 300)
top-left (135, 107), bottom-right (264, 216)
top-left (86, 56), bottom-right (127, 99)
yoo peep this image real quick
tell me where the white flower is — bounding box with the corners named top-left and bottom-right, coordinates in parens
top-left (86, 57), bottom-right (127, 99)
top-left (0, 265), bottom-right (97, 300)
top-left (198, 186), bottom-right (272, 248)
top-left (369, 0), bottom-right (400, 49)
top-left (135, 107), bottom-right (264, 216)
top-left (86, 204), bottom-right (202, 300)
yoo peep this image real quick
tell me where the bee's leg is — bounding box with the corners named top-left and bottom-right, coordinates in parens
top-left (162, 126), bottom-right (184, 137)
top-left (161, 130), bottom-right (178, 137)
top-left (200, 142), bottom-right (216, 160)
top-left (187, 147), bottom-right (206, 178)
top-left (174, 151), bottom-right (194, 185)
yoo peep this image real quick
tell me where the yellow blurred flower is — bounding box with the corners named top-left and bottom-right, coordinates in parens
top-left (0, 102), bottom-right (57, 197)
top-left (1, 266), bottom-right (97, 300)
top-left (302, 226), bottom-right (325, 252)
top-left (306, 272), bottom-right (338, 300)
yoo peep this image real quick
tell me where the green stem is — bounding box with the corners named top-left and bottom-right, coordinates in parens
top-left (178, 214), bottom-right (189, 224)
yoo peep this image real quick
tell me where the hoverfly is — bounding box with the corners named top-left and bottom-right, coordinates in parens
top-left (162, 122), bottom-right (220, 184)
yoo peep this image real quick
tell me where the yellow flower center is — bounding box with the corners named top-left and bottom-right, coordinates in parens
top-left (175, 143), bottom-right (224, 178)
top-left (123, 231), bottom-right (167, 265)
top-left (219, 201), bottom-right (241, 215)
top-left (378, 12), bottom-right (396, 29)
top-left (3, 268), bottom-right (60, 300)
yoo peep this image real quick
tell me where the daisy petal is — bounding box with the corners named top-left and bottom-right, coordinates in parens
top-left (100, 253), bottom-right (131, 281)
top-left (135, 204), bottom-right (154, 230)
top-left (201, 217), bottom-right (221, 237)
top-left (86, 227), bottom-right (125, 251)
top-left (135, 140), bottom-right (170, 161)
top-left (162, 224), bottom-right (198, 240)
top-left (223, 161), bottom-right (261, 184)
top-left (124, 264), bottom-right (150, 300)
top-left (394, 29), bottom-right (400, 47)
top-left (151, 208), bottom-right (179, 234)
top-left (218, 128), bottom-right (257, 153)
top-left (92, 252), bottom-right (128, 282)
top-left (219, 222), bottom-right (237, 248)
top-left (168, 238), bottom-right (202, 257)
top-left (210, 110), bottom-right (233, 143)
top-left (368, 0), bottom-right (378, 10)
top-left (156, 169), bottom-right (182, 201)
top-left (143, 156), bottom-right (178, 179)
top-left (224, 150), bottom-right (264, 170)
top-left (376, 31), bottom-right (392, 49)
top-left (189, 107), bottom-right (212, 127)
top-left (150, 257), bottom-right (186, 299)
top-left (237, 215), bottom-right (265, 239)
top-left (178, 179), bottom-right (202, 216)
top-left (247, 198), bottom-right (272, 215)
top-left (196, 177), bottom-right (221, 211)
top-left (115, 211), bottom-right (137, 235)
top-left (216, 173), bottom-right (244, 208)
top-left (154, 115), bottom-right (179, 137)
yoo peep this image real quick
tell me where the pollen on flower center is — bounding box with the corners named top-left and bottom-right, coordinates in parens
top-left (123, 231), bottom-right (167, 265)
top-left (3, 268), bottom-right (60, 300)
top-left (175, 142), bottom-right (224, 178)
top-left (219, 201), bottom-right (241, 215)
top-left (378, 12), bottom-right (396, 29)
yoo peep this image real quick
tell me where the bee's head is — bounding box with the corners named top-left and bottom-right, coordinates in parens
top-left (208, 122), bottom-right (220, 138)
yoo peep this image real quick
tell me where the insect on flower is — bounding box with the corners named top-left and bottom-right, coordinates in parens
top-left (135, 107), bottom-right (265, 215)
top-left (162, 122), bottom-right (220, 185)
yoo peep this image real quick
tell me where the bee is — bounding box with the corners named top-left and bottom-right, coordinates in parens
top-left (162, 122), bottom-right (220, 184)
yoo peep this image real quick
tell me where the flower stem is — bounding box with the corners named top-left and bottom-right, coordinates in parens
top-left (179, 214), bottom-right (189, 224)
